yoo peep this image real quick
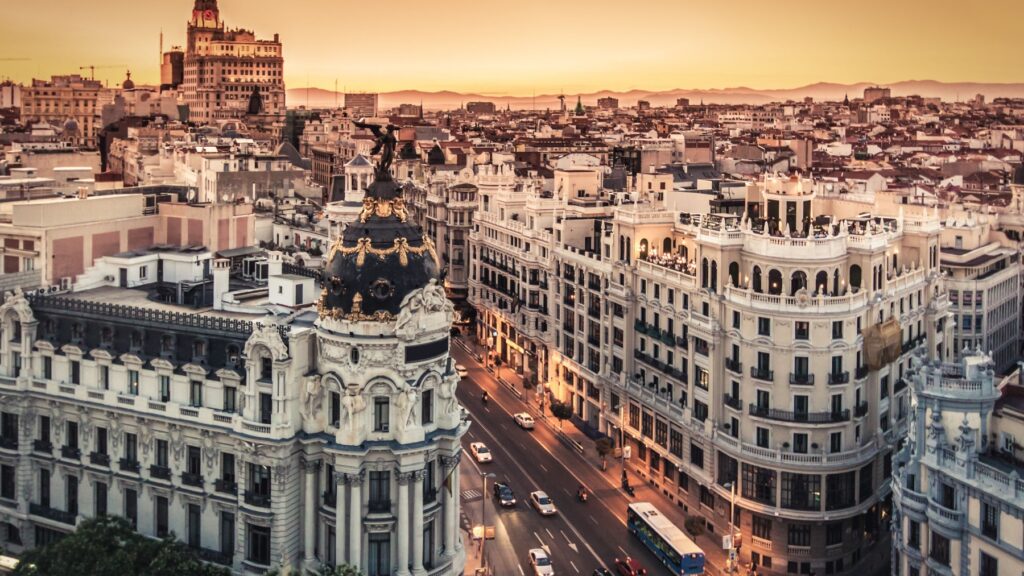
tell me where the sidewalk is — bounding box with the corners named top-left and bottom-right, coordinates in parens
top-left (459, 429), bottom-right (520, 576)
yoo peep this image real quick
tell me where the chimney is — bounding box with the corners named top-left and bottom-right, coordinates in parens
top-left (267, 251), bottom-right (283, 277)
top-left (212, 258), bottom-right (230, 311)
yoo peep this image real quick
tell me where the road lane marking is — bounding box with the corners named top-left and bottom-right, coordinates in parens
top-left (589, 515), bottom-right (598, 526)
top-left (618, 546), bottom-right (627, 556)
top-left (561, 530), bottom-right (579, 553)
top-left (483, 406), bottom-right (490, 413)
top-left (545, 528), bottom-right (554, 539)
top-left (534, 531), bottom-right (545, 547)
top-left (570, 560), bottom-right (580, 573)
top-left (518, 564), bottom-right (525, 576)
top-left (539, 463), bottom-right (548, 472)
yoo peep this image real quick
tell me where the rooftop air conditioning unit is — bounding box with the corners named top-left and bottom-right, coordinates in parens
top-left (103, 275), bottom-right (115, 283)
top-left (60, 277), bottom-right (72, 290)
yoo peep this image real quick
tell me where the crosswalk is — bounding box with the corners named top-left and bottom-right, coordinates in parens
top-left (461, 489), bottom-right (483, 500)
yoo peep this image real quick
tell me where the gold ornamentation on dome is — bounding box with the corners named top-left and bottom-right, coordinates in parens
top-left (351, 292), bottom-right (363, 315)
top-left (359, 197), bottom-right (409, 223)
top-left (329, 237), bottom-right (440, 269)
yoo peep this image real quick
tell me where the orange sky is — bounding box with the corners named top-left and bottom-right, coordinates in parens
top-left (1, 0), bottom-right (1021, 94)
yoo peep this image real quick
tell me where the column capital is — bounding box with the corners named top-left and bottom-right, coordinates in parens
top-left (440, 453), bottom-right (461, 471)
top-left (300, 458), bottom-right (321, 473)
top-left (411, 469), bottom-right (425, 482)
top-left (397, 470), bottom-right (416, 485)
top-left (341, 470), bottom-right (365, 486)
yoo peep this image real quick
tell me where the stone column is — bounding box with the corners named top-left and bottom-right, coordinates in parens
top-left (302, 460), bottom-right (320, 563)
top-left (441, 455), bottom-right (459, 559)
top-left (335, 472), bottom-right (347, 568)
top-left (452, 461), bottom-right (462, 553)
top-left (348, 471), bottom-right (363, 567)
top-left (396, 472), bottom-right (413, 576)
top-left (411, 469), bottom-right (425, 575)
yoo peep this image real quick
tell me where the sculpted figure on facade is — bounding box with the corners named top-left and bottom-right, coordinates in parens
top-left (341, 387), bottom-right (366, 432)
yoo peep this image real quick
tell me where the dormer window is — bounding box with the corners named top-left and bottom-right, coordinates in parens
top-left (226, 345), bottom-right (240, 369)
top-left (70, 322), bottom-right (84, 343)
top-left (129, 331), bottom-right (143, 353)
top-left (192, 339), bottom-right (207, 361)
top-left (100, 327), bottom-right (114, 348)
top-left (161, 335), bottom-right (175, 357)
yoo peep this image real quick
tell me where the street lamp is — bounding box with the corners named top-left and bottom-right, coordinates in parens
top-left (480, 471), bottom-right (496, 574)
top-left (723, 481), bottom-right (737, 574)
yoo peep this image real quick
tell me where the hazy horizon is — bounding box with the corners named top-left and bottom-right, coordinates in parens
top-left (1, 0), bottom-right (1022, 94)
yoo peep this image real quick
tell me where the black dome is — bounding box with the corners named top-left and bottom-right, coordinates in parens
top-left (320, 178), bottom-right (440, 320)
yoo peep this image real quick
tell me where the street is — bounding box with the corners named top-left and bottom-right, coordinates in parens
top-left (454, 340), bottom-right (690, 576)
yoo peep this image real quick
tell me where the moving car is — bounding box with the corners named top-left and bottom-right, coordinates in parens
top-left (492, 482), bottom-right (516, 507)
top-left (455, 364), bottom-right (469, 378)
top-left (529, 490), bottom-right (557, 516)
top-left (469, 442), bottom-right (492, 463)
top-left (528, 548), bottom-right (555, 576)
top-left (613, 557), bottom-right (647, 576)
top-left (514, 412), bottom-right (535, 429)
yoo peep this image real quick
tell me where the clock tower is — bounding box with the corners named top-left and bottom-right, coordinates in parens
top-left (190, 0), bottom-right (220, 30)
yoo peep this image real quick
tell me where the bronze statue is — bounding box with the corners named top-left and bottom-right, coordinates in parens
top-left (354, 119), bottom-right (399, 180)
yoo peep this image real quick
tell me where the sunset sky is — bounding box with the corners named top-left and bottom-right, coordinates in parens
top-left (1, 0), bottom-right (1021, 94)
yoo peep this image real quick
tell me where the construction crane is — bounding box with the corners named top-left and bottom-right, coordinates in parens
top-left (79, 64), bottom-right (126, 82)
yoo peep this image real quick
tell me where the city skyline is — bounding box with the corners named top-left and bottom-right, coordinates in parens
top-left (2, 0), bottom-right (1023, 94)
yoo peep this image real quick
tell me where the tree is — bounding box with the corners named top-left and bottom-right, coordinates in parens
top-left (595, 437), bottom-right (613, 470)
top-left (13, 516), bottom-right (230, 576)
top-left (549, 400), bottom-right (573, 430)
top-left (266, 564), bottom-right (364, 576)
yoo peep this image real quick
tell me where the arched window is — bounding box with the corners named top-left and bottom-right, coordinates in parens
top-left (752, 266), bottom-right (763, 293)
top-left (662, 238), bottom-right (672, 255)
top-left (728, 262), bottom-right (740, 287)
top-left (679, 245), bottom-right (689, 260)
top-left (892, 253), bottom-right (899, 273)
top-left (701, 258), bottom-right (709, 288)
top-left (768, 269), bottom-right (783, 295)
top-left (833, 269), bottom-right (840, 295)
top-left (618, 236), bottom-right (625, 261)
top-left (639, 239), bottom-right (649, 260)
top-left (815, 271), bottom-right (829, 295)
top-left (791, 271), bottom-right (807, 296)
top-left (850, 265), bottom-right (862, 291)
top-left (710, 260), bottom-right (719, 292)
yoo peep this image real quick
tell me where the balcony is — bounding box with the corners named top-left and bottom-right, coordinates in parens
top-left (368, 499), bottom-right (392, 514)
top-left (198, 548), bottom-right (234, 566)
top-left (60, 445), bottom-right (81, 460)
top-left (244, 491), bottom-right (272, 508)
top-left (854, 402), bottom-right (869, 418)
top-left (587, 335), bottom-right (600, 347)
top-left (89, 452), bottom-right (110, 467)
top-left (0, 436), bottom-right (17, 450)
top-left (675, 336), bottom-right (688, 350)
top-left (748, 404), bottom-right (850, 423)
top-left (33, 439), bottom-right (53, 454)
top-left (894, 378), bottom-right (908, 393)
top-left (856, 365), bottom-right (869, 380)
top-left (425, 487), bottom-right (438, 504)
top-left (750, 367), bottom-right (774, 382)
top-left (323, 490), bottom-right (336, 507)
top-left (119, 458), bottom-right (141, 474)
top-left (789, 373), bottom-right (814, 386)
top-left (29, 503), bottom-right (77, 525)
top-left (182, 472), bottom-right (205, 488)
top-left (725, 358), bottom-right (742, 374)
top-left (828, 371), bottom-right (850, 385)
top-left (723, 394), bottom-right (742, 410)
top-left (150, 464), bottom-right (172, 480)
top-left (215, 478), bottom-right (238, 495)
top-left (927, 500), bottom-right (963, 533)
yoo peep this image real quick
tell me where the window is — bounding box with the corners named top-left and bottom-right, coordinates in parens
top-left (249, 464), bottom-right (272, 498)
top-left (155, 439), bottom-right (169, 468)
top-left (826, 522), bottom-right (843, 546)
top-left (693, 400), bottom-right (708, 422)
top-left (100, 365), bottom-right (109, 389)
top-left (158, 375), bottom-right (170, 402)
top-left (70, 360), bottom-right (80, 385)
top-left (717, 453), bottom-right (738, 487)
top-left (128, 370), bottom-right (139, 395)
top-left (259, 393), bottom-right (272, 424)
top-left (826, 471), bottom-right (855, 510)
top-left (124, 433), bottom-right (138, 463)
top-left (830, 432), bottom-right (841, 454)
top-left (930, 532), bottom-right (950, 566)
top-left (979, 552), bottom-right (998, 576)
top-left (732, 311), bottom-right (740, 329)
top-left (981, 501), bottom-right (998, 539)
top-left (38, 415), bottom-right (50, 444)
top-left (156, 496), bottom-right (169, 537)
top-left (220, 512), bottom-right (235, 557)
top-left (124, 488), bottom-right (137, 528)
top-left (859, 463), bottom-right (873, 503)
top-left (367, 533), bottom-right (391, 576)
top-left (373, 397), bottom-right (390, 432)
top-left (906, 520), bottom-right (919, 549)
top-left (247, 524), bottom-right (271, 565)
top-left (832, 321), bottom-right (843, 339)
top-left (42, 356), bottom-right (51, 380)
top-left (190, 380), bottom-right (203, 407)
top-left (188, 503), bottom-right (201, 548)
top-left (187, 446), bottom-right (201, 475)
top-left (752, 515), bottom-right (771, 539)
top-left (788, 524), bottom-right (810, 546)
top-left (139, 265), bottom-right (148, 280)
top-left (756, 427), bottom-right (769, 448)
top-left (94, 481), bottom-right (107, 516)
top-left (781, 472), bottom-right (820, 511)
top-left (224, 386), bottom-right (237, 413)
top-left (699, 485), bottom-right (714, 508)
top-left (795, 321), bottom-right (809, 340)
top-left (742, 464), bottom-right (776, 505)
top-left (221, 453), bottom-right (236, 482)
top-left (330, 392), bottom-right (341, 427)
top-left (758, 317), bottom-right (771, 336)
top-left (369, 471), bottom-right (390, 508)
top-left (690, 443), bottom-right (704, 469)
top-left (421, 390), bottom-right (434, 425)
top-left (0, 464), bottom-right (14, 500)
top-left (0, 412), bottom-right (17, 446)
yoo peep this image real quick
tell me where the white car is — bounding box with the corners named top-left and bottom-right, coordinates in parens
top-left (514, 412), bottom-right (535, 430)
top-left (469, 442), bottom-right (492, 463)
top-left (455, 364), bottom-right (469, 378)
top-left (528, 547), bottom-right (555, 576)
top-left (529, 491), bottom-right (557, 516)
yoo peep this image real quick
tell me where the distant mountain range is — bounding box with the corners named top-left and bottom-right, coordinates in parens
top-left (286, 80), bottom-right (1024, 111)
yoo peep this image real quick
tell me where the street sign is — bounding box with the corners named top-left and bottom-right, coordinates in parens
top-left (722, 534), bottom-right (732, 550)
top-left (623, 445), bottom-right (632, 459)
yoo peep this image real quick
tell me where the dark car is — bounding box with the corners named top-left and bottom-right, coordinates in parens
top-left (492, 481), bottom-right (517, 507)
top-left (614, 557), bottom-right (647, 576)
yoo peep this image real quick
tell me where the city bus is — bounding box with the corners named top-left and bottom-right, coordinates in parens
top-left (627, 502), bottom-right (706, 575)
